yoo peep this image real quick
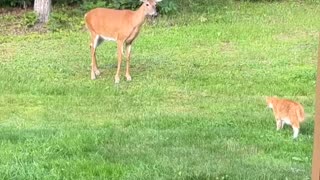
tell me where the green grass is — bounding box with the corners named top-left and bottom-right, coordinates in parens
top-left (0, 1), bottom-right (319, 179)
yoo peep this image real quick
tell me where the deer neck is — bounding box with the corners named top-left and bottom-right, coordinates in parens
top-left (131, 5), bottom-right (147, 28)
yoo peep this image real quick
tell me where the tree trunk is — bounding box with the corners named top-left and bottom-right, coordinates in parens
top-left (312, 33), bottom-right (320, 180)
top-left (34, 0), bottom-right (52, 24)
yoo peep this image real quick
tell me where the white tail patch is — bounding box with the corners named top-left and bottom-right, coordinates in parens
top-left (93, 35), bottom-right (116, 49)
top-left (100, 35), bottom-right (116, 42)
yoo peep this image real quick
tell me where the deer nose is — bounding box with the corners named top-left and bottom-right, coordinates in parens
top-left (153, 12), bottom-right (158, 17)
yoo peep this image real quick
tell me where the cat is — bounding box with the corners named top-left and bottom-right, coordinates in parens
top-left (266, 97), bottom-right (305, 139)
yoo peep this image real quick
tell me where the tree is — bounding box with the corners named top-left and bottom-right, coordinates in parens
top-left (312, 34), bottom-right (320, 180)
top-left (34, 0), bottom-right (52, 24)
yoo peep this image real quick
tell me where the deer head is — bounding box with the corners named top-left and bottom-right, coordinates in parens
top-left (140, 0), bottom-right (162, 16)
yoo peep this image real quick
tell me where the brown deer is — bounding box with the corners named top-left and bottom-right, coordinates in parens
top-left (84, 0), bottom-right (162, 83)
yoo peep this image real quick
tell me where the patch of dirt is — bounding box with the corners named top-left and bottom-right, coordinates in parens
top-left (219, 41), bottom-right (236, 54)
top-left (0, 7), bottom-right (31, 15)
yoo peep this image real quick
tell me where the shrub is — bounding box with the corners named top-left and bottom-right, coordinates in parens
top-left (52, 0), bottom-right (83, 6)
top-left (80, 1), bottom-right (107, 12)
top-left (107, 0), bottom-right (141, 10)
top-left (47, 7), bottom-right (84, 32)
top-left (158, 0), bottom-right (177, 15)
top-left (23, 11), bottom-right (38, 27)
top-left (47, 11), bottom-right (70, 32)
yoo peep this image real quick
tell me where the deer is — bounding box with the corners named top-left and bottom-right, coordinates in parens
top-left (84, 0), bottom-right (162, 83)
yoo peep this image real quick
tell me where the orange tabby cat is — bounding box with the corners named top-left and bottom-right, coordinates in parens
top-left (266, 97), bottom-right (305, 139)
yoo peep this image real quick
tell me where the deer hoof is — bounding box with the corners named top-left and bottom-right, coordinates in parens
top-left (94, 69), bottom-right (101, 76)
top-left (91, 72), bottom-right (96, 80)
top-left (115, 76), bottom-right (120, 84)
top-left (126, 75), bottom-right (132, 81)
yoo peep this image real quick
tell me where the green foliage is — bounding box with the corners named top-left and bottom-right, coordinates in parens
top-left (22, 11), bottom-right (38, 28)
top-left (47, 10), bottom-right (84, 32)
top-left (158, 0), bottom-right (177, 14)
top-left (80, 1), bottom-right (107, 12)
top-left (107, 0), bottom-right (141, 10)
top-left (48, 12), bottom-right (69, 32)
top-left (52, 0), bottom-right (83, 5)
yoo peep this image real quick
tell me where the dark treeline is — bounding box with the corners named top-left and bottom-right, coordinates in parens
top-left (0, 0), bottom-right (223, 15)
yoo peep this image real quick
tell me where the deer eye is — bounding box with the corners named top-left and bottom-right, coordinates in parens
top-left (146, 3), bottom-right (149, 6)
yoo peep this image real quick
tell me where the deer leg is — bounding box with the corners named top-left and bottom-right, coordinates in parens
top-left (125, 43), bottom-right (132, 81)
top-left (90, 35), bottom-right (101, 80)
top-left (90, 45), bottom-right (98, 80)
top-left (115, 41), bottom-right (124, 83)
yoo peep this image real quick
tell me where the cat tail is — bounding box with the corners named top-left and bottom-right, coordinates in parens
top-left (297, 105), bottom-right (305, 123)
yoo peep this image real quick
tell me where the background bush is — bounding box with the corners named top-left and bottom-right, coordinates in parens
top-left (22, 11), bottom-right (38, 27)
top-left (0, 0), bottom-right (229, 14)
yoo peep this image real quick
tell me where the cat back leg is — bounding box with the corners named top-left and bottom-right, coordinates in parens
top-left (281, 120), bottom-right (285, 129)
top-left (292, 126), bottom-right (299, 139)
top-left (292, 121), bottom-right (300, 139)
top-left (276, 120), bottom-right (282, 131)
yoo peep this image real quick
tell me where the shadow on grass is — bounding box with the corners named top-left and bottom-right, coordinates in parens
top-left (300, 119), bottom-right (314, 136)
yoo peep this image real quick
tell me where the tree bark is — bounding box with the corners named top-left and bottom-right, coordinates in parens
top-left (312, 33), bottom-right (320, 180)
top-left (34, 0), bottom-right (52, 24)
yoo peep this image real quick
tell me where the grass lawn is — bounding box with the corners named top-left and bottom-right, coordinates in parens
top-left (0, 1), bottom-right (319, 179)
